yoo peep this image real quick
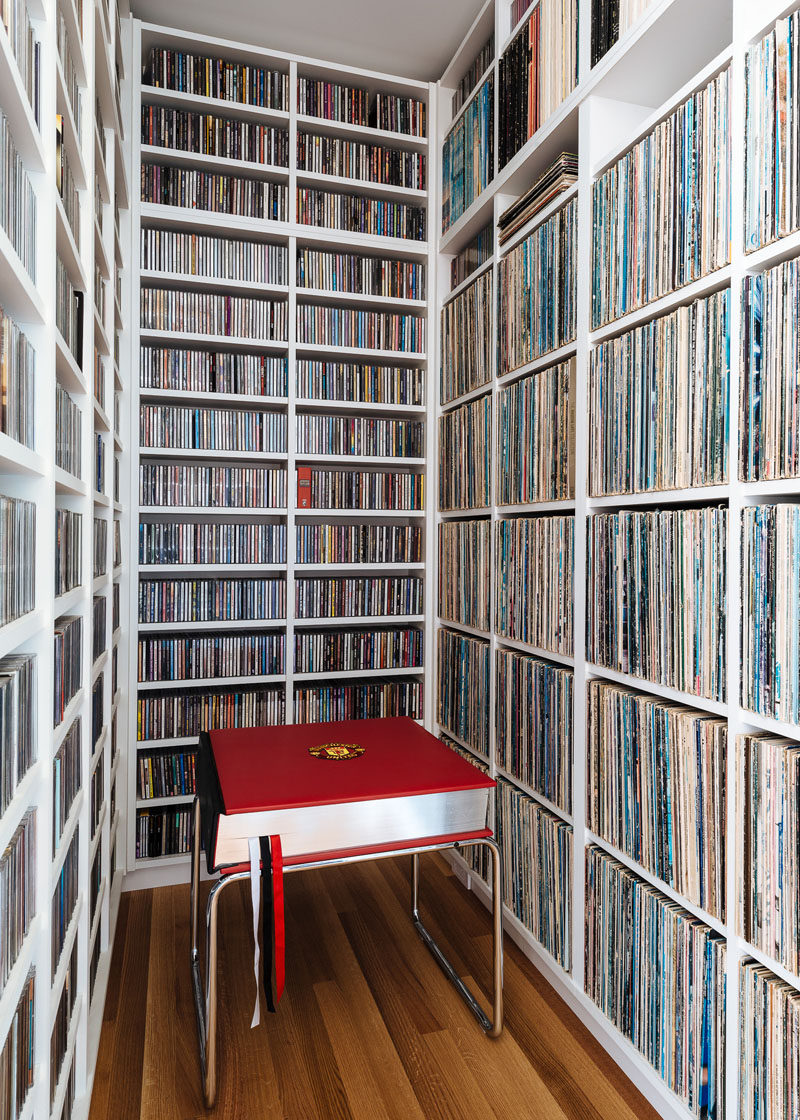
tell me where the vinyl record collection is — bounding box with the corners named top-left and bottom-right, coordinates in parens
top-left (294, 627), bottom-right (423, 673)
top-left (0, 496), bottom-right (34, 627)
top-left (56, 120), bottom-right (79, 249)
top-left (53, 616), bottom-right (81, 727)
top-left (53, 719), bottom-right (80, 856)
top-left (0, 110), bottom-right (36, 279)
top-left (295, 360), bottom-right (424, 406)
top-left (55, 382), bottom-right (81, 477)
top-left (441, 75), bottom-right (494, 233)
top-left (140, 163), bottom-right (288, 220)
top-left (139, 403), bottom-right (287, 453)
top-left (145, 47), bottom-right (289, 108)
top-left (586, 506), bottom-right (727, 701)
top-left (92, 595), bottom-right (106, 663)
top-left (137, 576), bottom-right (286, 623)
top-left (138, 462), bottom-right (287, 508)
top-left (296, 304), bottom-right (424, 352)
top-left (49, 942), bottom-right (76, 1109)
top-left (440, 269), bottom-right (492, 403)
top-left (440, 733), bottom-right (493, 881)
top-left (140, 347), bottom-right (288, 397)
top-left (55, 255), bottom-right (82, 365)
top-left (437, 520), bottom-right (490, 631)
top-left (93, 516), bottom-right (107, 578)
top-left (3, 0), bottom-right (39, 117)
top-left (0, 809), bottom-right (35, 996)
top-left (497, 198), bottom-right (576, 374)
top-left (0, 654), bottom-right (35, 816)
top-left (135, 805), bottom-right (193, 858)
top-left (296, 467), bottom-right (423, 510)
top-left (449, 223), bottom-right (492, 290)
top-left (55, 509), bottom-right (81, 597)
top-left (51, 832), bottom-right (78, 974)
top-left (741, 261), bottom-right (800, 481)
top-left (436, 627), bottom-right (490, 757)
top-left (138, 630), bottom-right (285, 682)
top-left (138, 520), bottom-right (287, 565)
top-left (438, 396), bottom-right (491, 510)
top-left (139, 229), bottom-right (288, 285)
top-left (56, 12), bottom-right (80, 137)
top-left (496, 776), bottom-right (572, 970)
top-left (297, 131), bottom-right (426, 190)
top-left (294, 575), bottom-right (422, 619)
top-left (91, 676), bottom-right (103, 747)
top-left (296, 522), bottom-right (422, 565)
top-left (137, 748), bottom-right (197, 800)
top-left (296, 187), bottom-right (425, 241)
top-left (296, 413), bottom-right (423, 458)
top-left (739, 961), bottom-right (800, 1120)
top-left (590, 290), bottom-right (730, 495)
top-left (141, 105), bottom-right (289, 166)
top-left (741, 505), bottom-right (800, 724)
top-left (498, 0), bottom-right (578, 169)
top-left (587, 679), bottom-right (727, 917)
top-left (497, 153), bottom-right (577, 244)
top-left (495, 516), bottom-right (574, 655)
top-left (498, 357), bottom-right (575, 505)
top-left (140, 287), bottom-right (288, 340)
top-left (585, 846), bottom-right (726, 1118)
top-left (739, 732), bottom-right (800, 973)
top-left (592, 68), bottom-right (731, 327)
top-left (0, 304), bottom-right (34, 449)
top-left (496, 648), bottom-right (572, 812)
top-left (0, 969), bottom-right (34, 1120)
top-left (296, 248), bottom-right (425, 299)
top-left (297, 77), bottom-right (426, 136)
top-left (452, 32), bottom-right (494, 116)
top-left (293, 678), bottom-right (422, 723)
top-left (590, 0), bottom-right (653, 66)
top-left (136, 684), bottom-right (286, 741)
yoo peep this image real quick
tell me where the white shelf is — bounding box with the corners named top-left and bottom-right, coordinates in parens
top-left (137, 618), bottom-right (287, 632)
top-left (295, 397), bottom-right (425, 415)
top-left (0, 223), bottom-right (45, 327)
top-left (139, 269), bottom-right (288, 296)
top-left (139, 387), bottom-right (289, 406)
top-left (138, 327), bottom-right (288, 352)
top-left (0, 21), bottom-right (45, 171)
top-left (295, 168), bottom-right (426, 201)
top-left (137, 673), bottom-right (287, 691)
top-left (139, 505), bottom-right (288, 516)
top-left (0, 433), bottom-right (46, 477)
top-left (293, 614), bottom-right (424, 628)
top-left (293, 665), bottom-right (422, 681)
top-left (294, 507), bottom-right (425, 518)
top-left (295, 112), bottom-right (428, 150)
top-left (140, 82), bottom-right (290, 125)
top-left (296, 286), bottom-right (426, 310)
top-left (138, 446), bottom-right (289, 462)
top-left (141, 142), bottom-right (290, 180)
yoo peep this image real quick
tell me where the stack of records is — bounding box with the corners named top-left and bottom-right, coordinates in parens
top-left (498, 152), bottom-right (577, 244)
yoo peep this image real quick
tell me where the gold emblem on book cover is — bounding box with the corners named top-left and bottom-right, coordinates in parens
top-left (308, 742), bottom-right (365, 760)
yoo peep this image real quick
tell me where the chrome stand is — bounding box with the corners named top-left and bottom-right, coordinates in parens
top-left (190, 797), bottom-right (504, 1108)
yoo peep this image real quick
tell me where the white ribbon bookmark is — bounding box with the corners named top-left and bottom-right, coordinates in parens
top-left (248, 836), bottom-right (261, 1028)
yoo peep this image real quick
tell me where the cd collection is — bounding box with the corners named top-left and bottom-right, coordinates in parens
top-left (55, 382), bottom-right (81, 477)
top-left (497, 153), bottom-right (577, 244)
top-left (140, 163), bottom-right (288, 220)
top-left (145, 47), bottom-right (289, 108)
top-left (741, 505), bottom-right (800, 724)
top-left (296, 248), bottom-right (425, 299)
top-left (440, 733), bottom-right (492, 882)
top-left (137, 576), bottom-right (286, 623)
top-left (296, 187), bottom-right (425, 241)
top-left (0, 496), bottom-right (34, 627)
top-left (55, 509), bottom-right (81, 597)
top-left (497, 198), bottom-right (576, 374)
top-left (138, 403), bottom-right (287, 453)
top-left (590, 0), bottom-right (653, 66)
top-left (91, 676), bottom-right (103, 748)
top-left (496, 648), bottom-right (572, 813)
top-left (740, 961), bottom-right (800, 1120)
top-left (294, 626), bottom-right (423, 673)
top-left (441, 75), bottom-right (494, 234)
top-left (449, 223), bottom-right (492, 290)
top-left (589, 290), bottom-right (730, 495)
top-left (53, 720), bottom-right (80, 857)
top-left (296, 467), bottom-right (423, 510)
top-left (585, 846), bottom-right (726, 1117)
top-left (296, 304), bottom-right (424, 352)
top-left (137, 748), bottom-right (197, 800)
top-left (498, 0), bottom-right (578, 169)
top-left (495, 516), bottom-right (574, 655)
top-left (741, 261), bottom-right (800, 481)
top-left (0, 304), bottom-right (34, 449)
top-left (436, 627), bottom-right (490, 757)
top-left (496, 776), bottom-right (572, 970)
top-left (0, 654), bottom-right (35, 815)
top-left (0, 110), bottom-right (36, 279)
top-left (140, 347), bottom-right (288, 397)
top-left (452, 32), bottom-right (494, 116)
top-left (587, 506), bottom-right (727, 701)
top-left (592, 69), bottom-right (731, 327)
top-left (497, 357), bottom-right (575, 505)
top-left (51, 832), bottom-right (78, 975)
top-left (93, 517), bottom-right (107, 578)
top-left (0, 809), bottom-right (35, 996)
top-left (437, 520), bottom-right (490, 631)
top-left (50, 942), bottom-right (76, 1109)
top-left (3, 0), bottom-right (39, 119)
top-left (90, 755), bottom-right (104, 839)
top-left (440, 269), bottom-right (492, 403)
top-left (136, 806), bottom-right (193, 858)
top-left (438, 397), bottom-right (491, 510)
top-left (92, 596), bottom-right (106, 664)
top-left (56, 255), bottom-right (83, 365)
top-left (136, 684), bottom-right (286, 741)
top-left (739, 732), bottom-right (800, 973)
top-left (0, 969), bottom-right (34, 1120)
top-left (297, 131), bottom-right (426, 190)
top-left (57, 118), bottom-right (79, 248)
top-left (293, 678), bottom-right (422, 723)
top-left (140, 228), bottom-right (288, 285)
top-left (296, 522), bottom-right (422, 565)
top-left (296, 77), bottom-right (426, 136)
top-left (587, 679), bottom-right (727, 917)
top-left (295, 360), bottom-right (424, 405)
top-left (138, 462), bottom-right (287, 507)
top-left (138, 520), bottom-right (287, 566)
top-left (141, 104), bottom-right (289, 166)
top-left (296, 413), bottom-right (423, 458)
top-left (137, 630), bottom-right (285, 683)
top-left (140, 287), bottom-right (288, 340)
top-left (293, 575), bottom-right (423, 619)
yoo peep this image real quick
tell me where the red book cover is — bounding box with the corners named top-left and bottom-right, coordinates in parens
top-left (296, 465), bottom-right (312, 508)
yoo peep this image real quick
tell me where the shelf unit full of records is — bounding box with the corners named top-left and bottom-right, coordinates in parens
top-left (126, 20), bottom-right (435, 886)
top-left (0, 0), bottom-right (129, 1117)
top-left (435, 1), bottom-right (800, 1118)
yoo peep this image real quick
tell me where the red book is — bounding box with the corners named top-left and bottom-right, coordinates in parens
top-left (296, 465), bottom-right (312, 508)
top-left (197, 717), bottom-right (493, 870)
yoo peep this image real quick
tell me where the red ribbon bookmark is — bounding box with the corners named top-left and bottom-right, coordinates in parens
top-left (260, 834), bottom-right (285, 1011)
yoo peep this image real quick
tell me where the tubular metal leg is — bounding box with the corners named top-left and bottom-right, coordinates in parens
top-left (411, 838), bottom-right (503, 1037)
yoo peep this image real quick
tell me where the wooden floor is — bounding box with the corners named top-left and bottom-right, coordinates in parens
top-left (89, 855), bottom-right (657, 1120)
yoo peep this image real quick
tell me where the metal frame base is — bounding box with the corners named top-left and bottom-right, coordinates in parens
top-left (190, 798), bottom-right (504, 1108)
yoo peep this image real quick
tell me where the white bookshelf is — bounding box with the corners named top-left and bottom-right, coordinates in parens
top-left (125, 19), bottom-right (436, 886)
top-left (434, 0), bottom-right (800, 1118)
